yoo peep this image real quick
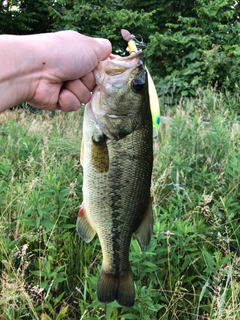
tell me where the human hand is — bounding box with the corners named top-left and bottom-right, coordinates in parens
top-left (0, 31), bottom-right (112, 112)
top-left (27, 31), bottom-right (112, 112)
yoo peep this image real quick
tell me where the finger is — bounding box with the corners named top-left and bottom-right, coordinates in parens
top-left (81, 72), bottom-right (96, 92)
top-left (63, 79), bottom-right (91, 104)
top-left (72, 36), bottom-right (112, 77)
top-left (92, 38), bottom-right (112, 62)
top-left (58, 88), bottom-right (81, 112)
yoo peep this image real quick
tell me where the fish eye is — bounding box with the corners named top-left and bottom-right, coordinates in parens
top-left (131, 78), bottom-right (145, 93)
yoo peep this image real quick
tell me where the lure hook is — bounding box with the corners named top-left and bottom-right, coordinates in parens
top-left (131, 34), bottom-right (146, 47)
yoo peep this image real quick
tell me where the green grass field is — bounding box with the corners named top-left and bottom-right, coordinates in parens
top-left (0, 90), bottom-right (239, 319)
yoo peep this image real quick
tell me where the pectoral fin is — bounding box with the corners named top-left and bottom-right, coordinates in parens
top-left (91, 131), bottom-right (109, 173)
top-left (76, 203), bottom-right (96, 243)
top-left (134, 199), bottom-right (153, 251)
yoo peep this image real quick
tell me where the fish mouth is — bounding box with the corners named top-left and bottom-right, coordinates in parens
top-left (88, 50), bottom-right (147, 140)
top-left (104, 51), bottom-right (143, 76)
top-left (94, 51), bottom-right (145, 89)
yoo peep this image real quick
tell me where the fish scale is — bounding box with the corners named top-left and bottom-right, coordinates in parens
top-left (76, 51), bottom-right (153, 307)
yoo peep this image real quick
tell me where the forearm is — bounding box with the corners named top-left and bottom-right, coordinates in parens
top-left (0, 35), bottom-right (41, 112)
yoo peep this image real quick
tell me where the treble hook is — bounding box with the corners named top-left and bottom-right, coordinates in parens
top-left (131, 34), bottom-right (146, 47)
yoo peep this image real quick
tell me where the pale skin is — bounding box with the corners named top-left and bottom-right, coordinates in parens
top-left (0, 30), bottom-right (112, 112)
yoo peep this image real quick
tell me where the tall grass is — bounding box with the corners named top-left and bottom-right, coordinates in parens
top-left (0, 90), bottom-right (239, 319)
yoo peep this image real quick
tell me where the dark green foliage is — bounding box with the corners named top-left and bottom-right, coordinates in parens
top-left (46, 0), bottom-right (240, 103)
top-left (0, 0), bottom-right (54, 34)
top-left (2, 1), bottom-right (240, 102)
top-left (145, 0), bottom-right (240, 103)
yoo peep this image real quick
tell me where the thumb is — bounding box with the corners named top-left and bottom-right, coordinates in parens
top-left (90, 38), bottom-right (112, 62)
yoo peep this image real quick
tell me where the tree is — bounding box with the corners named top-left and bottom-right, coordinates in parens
top-left (1, 0), bottom-right (240, 101)
top-left (0, 0), bottom-right (54, 34)
top-left (48, 0), bottom-right (240, 101)
top-left (146, 0), bottom-right (240, 102)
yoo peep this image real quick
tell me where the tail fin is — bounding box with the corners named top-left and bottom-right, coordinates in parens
top-left (97, 269), bottom-right (134, 307)
top-left (116, 270), bottom-right (135, 307)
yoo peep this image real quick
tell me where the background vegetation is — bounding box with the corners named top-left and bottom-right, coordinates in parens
top-left (0, 93), bottom-right (239, 319)
top-left (1, 0), bottom-right (240, 103)
top-left (0, 0), bottom-right (240, 319)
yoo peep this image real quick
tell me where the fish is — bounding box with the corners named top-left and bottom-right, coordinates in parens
top-left (76, 50), bottom-right (153, 307)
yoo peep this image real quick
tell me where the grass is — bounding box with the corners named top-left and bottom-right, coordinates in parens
top-left (0, 89), bottom-right (239, 319)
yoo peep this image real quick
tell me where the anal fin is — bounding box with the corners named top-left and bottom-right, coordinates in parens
top-left (76, 203), bottom-right (96, 243)
top-left (134, 199), bottom-right (153, 251)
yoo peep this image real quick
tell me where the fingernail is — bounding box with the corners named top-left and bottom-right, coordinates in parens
top-left (96, 38), bottom-right (112, 51)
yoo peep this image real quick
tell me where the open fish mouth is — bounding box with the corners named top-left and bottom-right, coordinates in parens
top-left (105, 51), bottom-right (143, 74)
top-left (94, 51), bottom-right (145, 90)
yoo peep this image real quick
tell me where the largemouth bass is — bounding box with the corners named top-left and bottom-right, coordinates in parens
top-left (76, 51), bottom-right (153, 307)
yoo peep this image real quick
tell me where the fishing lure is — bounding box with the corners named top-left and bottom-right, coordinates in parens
top-left (121, 29), bottom-right (160, 132)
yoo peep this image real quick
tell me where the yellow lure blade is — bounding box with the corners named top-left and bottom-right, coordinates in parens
top-left (146, 67), bottom-right (160, 130)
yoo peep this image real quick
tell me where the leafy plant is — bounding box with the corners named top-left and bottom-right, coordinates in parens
top-left (2, 90), bottom-right (239, 318)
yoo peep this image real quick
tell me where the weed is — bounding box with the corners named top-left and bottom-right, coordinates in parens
top-left (0, 92), bottom-right (239, 319)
